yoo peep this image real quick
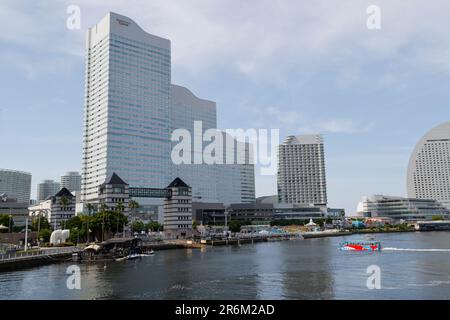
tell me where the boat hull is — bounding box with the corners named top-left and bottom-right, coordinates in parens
top-left (339, 241), bottom-right (381, 252)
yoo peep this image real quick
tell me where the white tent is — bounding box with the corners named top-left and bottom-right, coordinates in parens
top-left (306, 219), bottom-right (317, 227)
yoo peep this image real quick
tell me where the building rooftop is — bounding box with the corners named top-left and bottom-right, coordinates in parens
top-left (167, 177), bottom-right (190, 188)
top-left (102, 172), bottom-right (128, 186)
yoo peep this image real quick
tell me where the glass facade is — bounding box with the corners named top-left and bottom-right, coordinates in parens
top-left (82, 13), bottom-right (171, 201)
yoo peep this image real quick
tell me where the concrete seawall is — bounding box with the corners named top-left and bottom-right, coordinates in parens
top-left (0, 247), bottom-right (80, 272)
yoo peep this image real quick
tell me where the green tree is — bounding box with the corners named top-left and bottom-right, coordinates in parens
top-left (147, 220), bottom-right (163, 232)
top-left (432, 215), bottom-right (443, 221)
top-left (59, 196), bottom-right (70, 208)
top-left (129, 200), bottom-right (140, 211)
top-left (192, 220), bottom-right (198, 230)
top-left (90, 210), bottom-right (128, 241)
top-left (131, 221), bottom-right (145, 233)
top-left (31, 215), bottom-right (51, 232)
top-left (69, 228), bottom-right (80, 243)
top-left (65, 216), bottom-right (83, 230)
top-left (116, 201), bottom-right (125, 213)
top-left (0, 214), bottom-right (13, 232)
top-left (228, 220), bottom-right (242, 233)
top-left (86, 203), bottom-right (95, 216)
top-left (39, 229), bottom-right (52, 243)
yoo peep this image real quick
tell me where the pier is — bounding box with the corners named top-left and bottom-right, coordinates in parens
top-left (0, 247), bottom-right (82, 271)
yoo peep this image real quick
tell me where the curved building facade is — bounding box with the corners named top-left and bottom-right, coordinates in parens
top-left (407, 121), bottom-right (450, 209)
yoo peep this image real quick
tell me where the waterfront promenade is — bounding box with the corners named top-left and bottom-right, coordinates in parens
top-left (0, 228), bottom-right (419, 271)
top-left (0, 247), bottom-right (81, 270)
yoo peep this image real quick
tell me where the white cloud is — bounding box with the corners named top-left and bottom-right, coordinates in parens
top-left (2, 0), bottom-right (450, 80)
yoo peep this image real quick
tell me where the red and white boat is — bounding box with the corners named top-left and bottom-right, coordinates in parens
top-left (339, 241), bottom-right (381, 251)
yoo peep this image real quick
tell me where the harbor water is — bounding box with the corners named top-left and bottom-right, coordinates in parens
top-left (2, 231), bottom-right (450, 299)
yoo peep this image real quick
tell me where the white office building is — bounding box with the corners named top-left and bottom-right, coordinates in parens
top-left (277, 135), bottom-right (327, 205)
top-left (170, 84), bottom-right (219, 202)
top-left (170, 86), bottom-right (255, 204)
top-left (61, 171), bottom-right (81, 193)
top-left (81, 12), bottom-right (254, 207)
top-left (0, 169), bottom-right (31, 204)
top-left (37, 180), bottom-right (60, 202)
top-left (357, 195), bottom-right (450, 221)
top-left (407, 121), bottom-right (450, 209)
top-left (81, 12), bottom-right (171, 202)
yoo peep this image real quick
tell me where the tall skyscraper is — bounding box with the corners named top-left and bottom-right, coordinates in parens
top-left (407, 121), bottom-right (450, 209)
top-left (170, 85), bottom-right (255, 204)
top-left (81, 12), bottom-right (254, 205)
top-left (61, 171), bottom-right (81, 193)
top-left (82, 12), bottom-right (171, 202)
top-left (277, 135), bottom-right (327, 205)
top-left (37, 180), bottom-right (60, 202)
top-left (170, 84), bottom-right (219, 202)
top-left (0, 169), bottom-right (31, 203)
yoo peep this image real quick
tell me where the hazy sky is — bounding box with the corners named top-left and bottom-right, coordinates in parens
top-left (1, 0), bottom-right (449, 214)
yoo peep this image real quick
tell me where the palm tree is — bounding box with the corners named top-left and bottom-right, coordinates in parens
top-left (58, 196), bottom-right (70, 230)
top-left (129, 200), bottom-right (139, 211)
top-left (116, 201), bottom-right (125, 214)
top-left (115, 202), bottom-right (125, 236)
top-left (59, 196), bottom-right (70, 208)
top-left (99, 203), bottom-right (108, 241)
top-left (86, 203), bottom-right (95, 216)
top-left (99, 203), bottom-right (108, 212)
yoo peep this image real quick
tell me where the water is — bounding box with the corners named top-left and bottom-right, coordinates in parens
top-left (2, 231), bottom-right (450, 299)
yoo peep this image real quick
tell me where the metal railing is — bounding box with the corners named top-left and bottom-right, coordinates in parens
top-left (0, 246), bottom-right (81, 262)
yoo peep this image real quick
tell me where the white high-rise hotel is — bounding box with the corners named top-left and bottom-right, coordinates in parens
top-left (407, 121), bottom-right (450, 209)
top-left (82, 12), bottom-right (255, 204)
top-left (277, 135), bottom-right (327, 205)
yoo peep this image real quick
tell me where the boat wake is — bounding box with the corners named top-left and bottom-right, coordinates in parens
top-left (382, 247), bottom-right (450, 252)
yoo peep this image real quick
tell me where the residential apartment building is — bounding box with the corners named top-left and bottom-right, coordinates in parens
top-left (277, 135), bottom-right (327, 205)
top-left (0, 169), bottom-right (31, 204)
top-left (37, 180), bottom-right (60, 202)
top-left (61, 171), bottom-right (81, 193)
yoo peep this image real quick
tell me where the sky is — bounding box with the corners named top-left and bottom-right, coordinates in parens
top-left (1, 0), bottom-right (449, 214)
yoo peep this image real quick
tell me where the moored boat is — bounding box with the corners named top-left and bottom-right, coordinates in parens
top-left (339, 241), bottom-right (381, 251)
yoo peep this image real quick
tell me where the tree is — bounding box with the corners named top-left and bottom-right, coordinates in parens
top-left (0, 214), bottom-right (13, 232)
top-left (129, 200), bottom-right (140, 211)
top-left (192, 220), bottom-right (198, 230)
top-left (69, 228), bottom-right (80, 243)
top-left (90, 210), bottom-right (128, 241)
top-left (59, 196), bottom-right (70, 208)
top-left (116, 201), bottom-right (125, 213)
top-left (228, 220), bottom-right (242, 233)
top-left (65, 216), bottom-right (83, 230)
top-left (39, 229), bottom-right (52, 243)
top-left (147, 220), bottom-right (163, 232)
top-left (131, 221), bottom-right (145, 233)
top-left (432, 215), bottom-right (443, 221)
top-left (31, 216), bottom-right (51, 232)
top-left (86, 203), bottom-right (95, 216)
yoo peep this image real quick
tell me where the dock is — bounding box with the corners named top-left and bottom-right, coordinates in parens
top-left (0, 247), bottom-right (82, 271)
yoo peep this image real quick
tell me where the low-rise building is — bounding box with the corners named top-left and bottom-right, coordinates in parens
top-left (272, 203), bottom-right (327, 221)
top-left (227, 203), bottom-right (274, 223)
top-left (192, 202), bottom-right (227, 226)
top-left (98, 173), bottom-right (130, 214)
top-left (163, 178), bottom-right (193, 238)
top-left (29, 188), bottom-right (76, 229)
top-left (356, 195), bottom-right (450, 221)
